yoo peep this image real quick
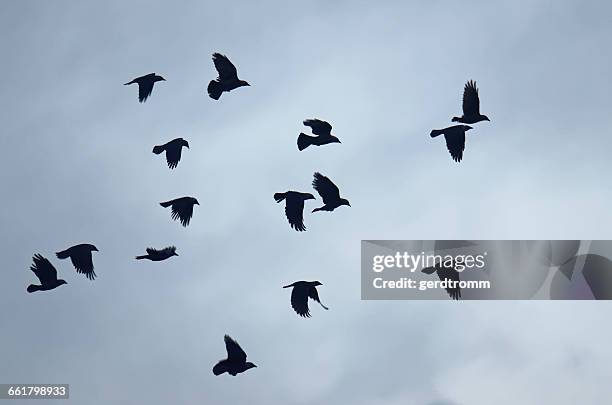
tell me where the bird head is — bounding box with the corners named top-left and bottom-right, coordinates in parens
top-left (89, 244), bottom-right (99, 252)
top-left (182, 139), bottom-right (190, 149)
top-left (313, 281), bottom-right (323, 286)
top-left (305, 193), bottom-right (316, 200)
top-left (155, 75), bottom-right (166, 82)
top-left (59, 279), bottom-right (68, 286)
top-left (483, 115), bottom-right (490, 122)
top-left (463, 125), bottom-right (473, 131)
top-left (192, 198), bottom-right (200, 205)
top-left (330, 136), bottom-right (341, 144)
top-left (239, 80), bottom-right (250, 87)
top-left (340, 198), bottom-right (351, 207)
top-left (245, 362), bottom-right (257, 370)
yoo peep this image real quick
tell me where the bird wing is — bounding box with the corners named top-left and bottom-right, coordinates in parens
top-left (224, 335), bottom-right (247, 363)
top-left (212, 53), bottom-right (238, 81)
top-left (165, 143), bottom-right (183, 169)
top-left (70, 249), bottom-right (96, 280)
top-left (303, 119), bottom-right (332, 136)
top-left (138, 80), bottom-right (155, 103)
top-left (444, 131), bottom-right (465, 162)
top-left (437, 266), bottom-right (461, 300)
top-left (145, 247), bottom-right (159, 255)
top-left (285, 197), bottom-right (306, 232)
top-left (462, 80), bottom-right (480, 117)
top-left (160, 246), bottom-right (176, 256)
top-left (290, 285), bottom-right (311, 317)
top-left (171, 199), bottom-right (194, 227)
top-left (308, 286), bottom-right (328, 310)
top-left (30, 254), bottom-right (58, 284)
top-left (312, 172), bottom-right (341, 205)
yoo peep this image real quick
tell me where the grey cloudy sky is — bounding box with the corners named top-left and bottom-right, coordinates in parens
top-left (1, 0), bottom-right (612, 404)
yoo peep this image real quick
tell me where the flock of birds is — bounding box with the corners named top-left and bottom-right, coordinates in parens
top-left (26, 52), bottom-right (491, 375)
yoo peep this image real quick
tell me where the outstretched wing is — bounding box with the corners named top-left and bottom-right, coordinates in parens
top-left (171, 199), bottom-right (194, 227)
top-left (160, 246), bottom-right (176, 255)
top-left (285, 197), bottom-right (306, 232)
top-left (224, 335), bottom-right (247, 363)
top-left (138, 79), bottom-right (155, 103)
top-left (212, 53), bottom-right (238, 81)
top-left (312, 172), bottom-right (341, 205)
top-left (437, 266), bottom-right (461, 300)
top-left (165, 144), bottom-right (183, 169)
top-left (30, 254), bottom-right (58, 284)
top-left (70, 249), bottom-right (96, 280)
top-left (145, 247), bottom-right (160, 255)
top-left (290, 285), bottom-right (311, 317)
top-left (462, 80), bottom-right (480, 117)
top-left (303, 119), bottom-right (332, 136)
top-left (444, 131), bottom-right (465, 162)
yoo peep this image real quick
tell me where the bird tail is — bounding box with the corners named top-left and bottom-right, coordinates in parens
top-left (135, 255), bottom-right (147, 260)
top-left (213, 360), bottom-right (229, 376)
top-left (152, 145), bottom-right (164, 154)
top-left (27, 284), bottom-right (41, 293)
top-left (56, 249), bottom-right (70, 259)
top-left (451, 116), bottom-right (460, 122)
top-left (297, 133), bottom-right (315, 151)
top-left (159, 200), bottom-right (173, 208)
top-left (207, 80), bottom-right (223, 100)
top-left (430, 129), bottom-right (444, 138)
top-left (274, 193), bottom-right (286, 203)
top-left (421, 266), bottom-right (437, 274)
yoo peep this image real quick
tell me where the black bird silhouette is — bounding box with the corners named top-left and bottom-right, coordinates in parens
top-left (298, 119), bottom-right (341, 151)
top-left (56, 244), bottom-right (99, 280)
top-left (422, 264), bottom-right (461, 300)
top-left (213, 335), bottom-right (257, 376)
top-left (136, 246), bottom-right (178, 261)
top-left (153, 138), bottom-right (189, 169)
top-left (283, 281), bottom-right (328, 317)
top-left (27, 254), bottom-right (67, 293)
top-left (160, 197), bottom-right (199, 227)
top-left (207, 53), bottom-right (250, 100)
top-left (274, 191), bottom-right (315, 231)
top-left (452, 80), bottom-right (490, 124)
top-left (124, 73), bottom-right (165, 103)
top-left (312, 172), bottom-right (350, 212)
top-left (430, 125), bottom-right (473, 162)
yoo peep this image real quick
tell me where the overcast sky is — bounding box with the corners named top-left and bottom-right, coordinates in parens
top-left (2, 1), bottom-right (612, 404)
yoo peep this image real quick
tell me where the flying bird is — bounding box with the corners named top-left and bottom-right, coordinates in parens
top-left (422, 264), bottom-right (461, 300)
top-left (160, 197), bottom-right (199, 227)
top-left (207, 53), bottom-right (250, 100)
top-left (274, 191), bottom-right (315, 231)
top-left (297, 119), bottom-right (341, 151)
top-left (124, 73), bottom-right (165, 103)
top-left (27, 254), bottom-right (67, 293)
top-left (153, 138), bottom-right (189, 169)
top-left (136, 246), bottom-right (178, 261)
top-left (452, 80), bottom-right (490, 124)
top-left (213, 335), bottom-right (257, 376)
top-left (283, 281), bottom-right (328, 317)
top-left (311, 172), bottom-right (350, 212)
top-left (56, 244), bottom-right (99, 280)
top-left (430, 125), bottom-right (473, 162)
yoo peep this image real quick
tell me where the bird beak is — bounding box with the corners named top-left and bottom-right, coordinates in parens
top-left (94, 247), bottom-right (99, 252)
top-left (348, 203), bottom-right (351, 207)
